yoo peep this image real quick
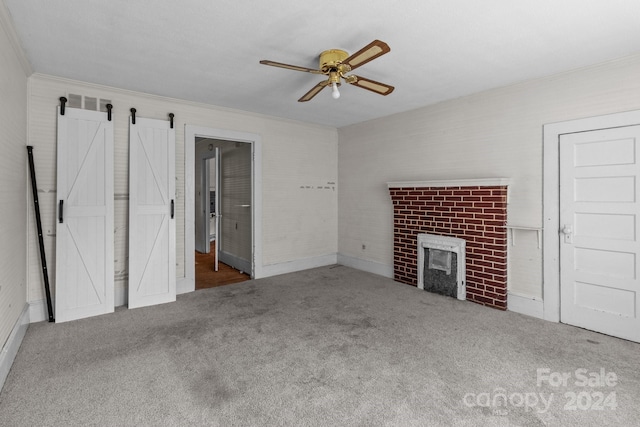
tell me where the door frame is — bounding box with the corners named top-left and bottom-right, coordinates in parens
top-left (183, 125), bottom-right (263, 293)
top-left (543, 109), bottom-right (640, 322)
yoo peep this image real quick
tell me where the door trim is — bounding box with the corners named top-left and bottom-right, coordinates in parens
top-left (183, 125), bottom-right (263, 293)
top-left (543, 109), bottom-right (640, 322)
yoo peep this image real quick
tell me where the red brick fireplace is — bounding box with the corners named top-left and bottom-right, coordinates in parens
top-left (388, 179), bottom-right (509, 310)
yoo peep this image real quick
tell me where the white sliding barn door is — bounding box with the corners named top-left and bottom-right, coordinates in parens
top-left (56, 107), bottom-right (114, 323)
top-left (128, 116), bottom-right (176, 309)
top-left (560, 125), bottom-right (640, 342)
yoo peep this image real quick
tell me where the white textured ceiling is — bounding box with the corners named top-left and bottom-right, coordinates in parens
top-left (4, 0), bottom-right (640, 127)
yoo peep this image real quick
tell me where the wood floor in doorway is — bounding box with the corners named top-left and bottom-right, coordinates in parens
top-left (195, 241), bottom-right (250, 289)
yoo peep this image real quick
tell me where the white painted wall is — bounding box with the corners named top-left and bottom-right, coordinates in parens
top-left (0, 5), bottom-right (29, 348)
top-left (338, 54), bottom-right (640, 300)
top-left (26, 74), bottom-right (338, 313)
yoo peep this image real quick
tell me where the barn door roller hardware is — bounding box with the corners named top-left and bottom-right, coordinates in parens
top-left (26, 146), bottom-right (55, 322)
top-left (129, 109), bottom-right (174, 127)
top-left (59, 96), bottom-right (67, 115)
top-left (106, 103), bottom-right (113, 121)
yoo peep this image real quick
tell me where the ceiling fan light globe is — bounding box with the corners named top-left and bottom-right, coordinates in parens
top-left (331, 83), bottom-right (340, 99)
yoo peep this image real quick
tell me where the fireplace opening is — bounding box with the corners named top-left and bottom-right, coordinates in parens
top-left (425, 248), bottom-right (458, 297)
top-left (417, 234), bottom-right (466, 300)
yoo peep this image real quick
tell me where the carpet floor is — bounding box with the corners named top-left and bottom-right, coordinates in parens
top-left (1, 265), bottom-right (639, 426)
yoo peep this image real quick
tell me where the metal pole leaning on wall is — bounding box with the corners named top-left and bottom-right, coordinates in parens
top-left (26, 146), bottom-right (55, 322)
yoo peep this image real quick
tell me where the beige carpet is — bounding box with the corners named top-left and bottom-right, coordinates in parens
top-left (1, 265), bottom-right (639, 426)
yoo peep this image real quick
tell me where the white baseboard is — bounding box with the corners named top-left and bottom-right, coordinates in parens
top-left (337, 253), bottom-right (394, 278)
top-left (508, 292), bottom-right (544, 319)
top-left (28, 299), bottom-right (49, 323)
top-left (259, 253), bottom-right (338, 278)
top-left (177, 277), bottom-right (194, 295)
top-left (115, 284), bottom-right (127, 307)
top-left (219, 251), bottom-right (252, 275)
top-left (0, 304), bottom-right (30, 392)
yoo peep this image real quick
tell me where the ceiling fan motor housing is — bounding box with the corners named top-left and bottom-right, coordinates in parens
top-left (319, 49), bottom-right (350, 73)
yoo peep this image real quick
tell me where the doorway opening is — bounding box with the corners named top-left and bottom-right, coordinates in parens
top-left (183, 125), bottom-right (263, 294)
top-left (194, 138), bottom-right (251, 289)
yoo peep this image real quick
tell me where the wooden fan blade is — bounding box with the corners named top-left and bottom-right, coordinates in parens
top-left (298, 81), bottom-right (329, 102)
top-left (344, 40), bottom-right (390, 71)
top-left (259, 60), bottom-right (323, 74)
top-left (349, 76), bottom-right (394, 96)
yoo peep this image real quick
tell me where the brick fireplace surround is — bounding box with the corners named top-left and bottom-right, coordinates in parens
top-left (388, 179), bottom-right (509, 310)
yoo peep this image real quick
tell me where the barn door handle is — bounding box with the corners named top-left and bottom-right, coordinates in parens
top-left (58, 200), bottom-right (64, 223)
top-left (171, 200), bottom-right (174, 219)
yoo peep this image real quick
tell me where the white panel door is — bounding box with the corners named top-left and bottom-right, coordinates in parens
top-left (56, 107), bottom-right (114, 323)
top-left (560, 125), bottom-right (640, 342)
top-left (129, 116), bottom-right (176, 309)
top-left (219, 143), bottom-right (252, 274)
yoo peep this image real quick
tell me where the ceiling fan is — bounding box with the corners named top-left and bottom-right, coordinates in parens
top-left (260, 40), bottom-right (395, 102)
